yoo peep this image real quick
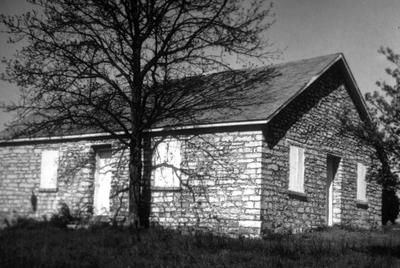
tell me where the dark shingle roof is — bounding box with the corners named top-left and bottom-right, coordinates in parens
top-left (2, 53), bottom-right (361, 140)
top-left (176, 53), bottom-right (342, 125)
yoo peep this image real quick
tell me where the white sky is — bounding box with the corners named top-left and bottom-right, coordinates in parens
top-left (1, 0), bottom-right (400, 130)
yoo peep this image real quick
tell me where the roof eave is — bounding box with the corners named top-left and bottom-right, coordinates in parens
top-left (338, 55), bottom-right (373, 124)
top-left (0, 119), bottom-right (270, 145)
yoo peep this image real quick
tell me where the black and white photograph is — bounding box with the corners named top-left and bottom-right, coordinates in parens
top-left (0, 0), bottom-right (400, 267)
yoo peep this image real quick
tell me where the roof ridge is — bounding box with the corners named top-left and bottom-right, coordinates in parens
top-left (258, 52), bottom-right (342, 70)
top-left (200, 53), bottom-right (343, 77)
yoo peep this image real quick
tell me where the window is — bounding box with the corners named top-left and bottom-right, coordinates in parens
top-left (40, 150), bottom-right (59, 190)
top-left (94, 148), bottom-right (112, 215)
top-left (288, 145), bottom-right (305, 193)
top-left (357, 163), bottom-right (367, 202)
top-left (153, 139), bottom-right (181, 188)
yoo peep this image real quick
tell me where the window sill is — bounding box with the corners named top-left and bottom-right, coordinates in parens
top-left (356, 200), bottom-right (369, 209)
top-left (287, 190), bottom-right (307, 201)
top-left (152, 186), bottom-right (181, 192)
top-left (39, 188), bottom-right (58, 193)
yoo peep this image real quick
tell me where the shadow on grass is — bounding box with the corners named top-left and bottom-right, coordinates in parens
top-left (366, 245), bottom-right (400, 257)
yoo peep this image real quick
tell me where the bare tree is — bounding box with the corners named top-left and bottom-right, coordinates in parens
top-left (1, 0), bottom-right (277, 227)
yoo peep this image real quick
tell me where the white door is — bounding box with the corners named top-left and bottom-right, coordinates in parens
top-left (94, 149), bottom-right (112, 215)
top-left (326, 155), bottom-right (340, 226)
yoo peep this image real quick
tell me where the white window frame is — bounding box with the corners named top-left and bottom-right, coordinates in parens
top-left (40, 150), bottom-right (59, 190)
top-left (357, 163), bottom-right (367, 202)
top-left (152, 138), bottom-right (182, 188)
top-left (288, 145), bottom-right (305, 193)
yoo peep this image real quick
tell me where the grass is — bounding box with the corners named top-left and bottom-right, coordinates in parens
top-left (1, 220), bottom-right (400, 267)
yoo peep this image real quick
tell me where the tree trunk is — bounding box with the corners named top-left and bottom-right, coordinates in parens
top-left (128, 131), bottom-right (150, 228)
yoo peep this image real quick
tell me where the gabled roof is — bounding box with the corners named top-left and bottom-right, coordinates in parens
top-left (175, 53), bottom-right (344, 125)
top-left (0, 53), bottom-right (370, 142)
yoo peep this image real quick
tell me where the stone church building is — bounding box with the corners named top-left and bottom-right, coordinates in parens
top-left (0, 53), bottom-right (381, 237)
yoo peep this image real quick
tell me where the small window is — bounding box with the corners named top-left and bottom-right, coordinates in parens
top-left (153, 139), bottom-right (181, 188)
top-left (288, 145), bottom-right (305, 193)
top-left (40, 150), bottom-right (59, 190)
top-left (357, 163), bottom-right (367, 202)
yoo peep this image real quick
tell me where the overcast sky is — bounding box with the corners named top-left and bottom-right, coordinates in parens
top-left (1, 0), bottom-right (400, 131)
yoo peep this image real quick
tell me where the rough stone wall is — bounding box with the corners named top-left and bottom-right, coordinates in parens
top-left (0, 140), bottom-right (129, 222)
top-left (0, 131), bottom-right (264, 237)
top-left (261, 65), bottom-right (381, 234)
top-left (147, 131), bottom-right (263, 237)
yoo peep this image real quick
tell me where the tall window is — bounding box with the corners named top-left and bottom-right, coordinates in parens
top-left (153, 139), bottom-right (181, 188)
top-left (288, 145), bottom-right (305, 193)
top-left (40, 150), bottom-right (59, 190)
top-left (357, 163), bottom-right (367, 201)
top-left (94, 148), bottom-right (112, 215)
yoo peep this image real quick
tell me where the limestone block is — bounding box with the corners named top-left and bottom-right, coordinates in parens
top-left (238, 220), bottom-right (261, 228)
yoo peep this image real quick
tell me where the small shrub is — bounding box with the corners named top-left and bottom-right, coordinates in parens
top-left (49, 203), bottom-right (77, 228)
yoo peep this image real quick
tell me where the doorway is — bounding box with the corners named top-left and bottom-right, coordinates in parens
top-left (326, 155), bottom-right (341, 226)
top-left (93, 149), bottom-right (112, 216)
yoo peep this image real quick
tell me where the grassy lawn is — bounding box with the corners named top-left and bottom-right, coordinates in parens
top-left (1, 221), bottom-right (400, 268)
